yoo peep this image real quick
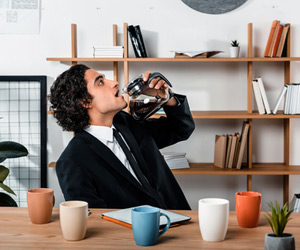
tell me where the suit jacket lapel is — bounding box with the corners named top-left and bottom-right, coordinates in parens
top-left (77, 130), bottom-right (153, 197)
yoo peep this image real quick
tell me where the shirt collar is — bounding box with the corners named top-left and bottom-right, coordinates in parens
top-left (84, 125), bottom-right (114, 142)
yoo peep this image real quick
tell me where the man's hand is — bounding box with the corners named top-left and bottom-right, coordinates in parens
top-left (143, 71), bottom-right (177, 106)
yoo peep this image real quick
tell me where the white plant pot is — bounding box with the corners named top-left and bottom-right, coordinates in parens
top-left (230, 46), bottom-right (240, 58)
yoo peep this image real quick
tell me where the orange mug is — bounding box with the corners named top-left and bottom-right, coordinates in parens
top-left (27, 188), bottom-right (55, 224)
top-left (235, 191), bottom-right (261, 228)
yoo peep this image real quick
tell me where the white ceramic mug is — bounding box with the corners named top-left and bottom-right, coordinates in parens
top-left (59, 201), bottom-right (88, 241)
top-left (198, 198), bottom-right (229, 242)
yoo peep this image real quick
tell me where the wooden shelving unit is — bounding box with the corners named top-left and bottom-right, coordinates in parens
top-left (47, 22), bottom-right (300, 204)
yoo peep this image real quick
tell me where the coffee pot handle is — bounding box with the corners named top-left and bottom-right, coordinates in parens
top-left (147, 72), bottom-right (173, 88)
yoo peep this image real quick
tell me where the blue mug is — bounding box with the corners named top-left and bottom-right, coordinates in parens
top-left (132, 206), bottom-right (171, 246)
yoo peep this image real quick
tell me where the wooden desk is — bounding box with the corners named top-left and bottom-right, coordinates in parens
top-left (0, 208), bottom-right (299, 249)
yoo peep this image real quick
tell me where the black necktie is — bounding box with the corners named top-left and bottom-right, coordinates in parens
top-left (113, 129), bottom-right (151, 190)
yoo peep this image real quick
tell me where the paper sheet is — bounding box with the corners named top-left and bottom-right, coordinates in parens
top-left (0, 0), bottom-right (40, 34)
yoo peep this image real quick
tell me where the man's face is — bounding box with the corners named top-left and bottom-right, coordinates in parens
top-left (84, 69), bottom-right (127, 124)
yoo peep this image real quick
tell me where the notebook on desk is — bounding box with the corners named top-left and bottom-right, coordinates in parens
top-left (101, 205), bottom-right (191, 229)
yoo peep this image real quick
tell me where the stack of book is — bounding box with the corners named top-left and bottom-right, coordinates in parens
top-left (214, 121), bottom-right (249, 169)
top-left (162, 152), bottom-right (190, 169)
top-left (273, 83), bottom-right (300, 115)
top-left (127, 25), bottom-right (147, 58)
top-left (264, 20), bottom-right (290, 57)
top-left (93, 46), bottom-right (124, 58)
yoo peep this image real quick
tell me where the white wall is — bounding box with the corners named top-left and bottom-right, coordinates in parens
top-left (1, 0), bottom-right (300, 210)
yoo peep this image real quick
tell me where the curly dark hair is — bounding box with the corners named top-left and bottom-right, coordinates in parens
top-left (49, 64), bottom-right (92, 132)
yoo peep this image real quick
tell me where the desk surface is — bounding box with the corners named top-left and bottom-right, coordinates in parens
top-left (0, 208), bottom-right (299, 249)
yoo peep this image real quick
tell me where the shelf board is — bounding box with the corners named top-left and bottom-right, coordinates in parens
top-left (49, 161), bottom-right (300, 175)
top-left (47, 58), bottom-right (126, 62)
top-left (152, 110), bottom-right (300, 119)
top-left (171, 163), bottom-right (300, 175)
top-left (191, 110), bottom-right (300, 119)
top-left (126, 57), bottom-right (300, 62)
top-left (46, 57), bottom-right (300, 63)
top-left (48, 110), bottom-right (300, 119)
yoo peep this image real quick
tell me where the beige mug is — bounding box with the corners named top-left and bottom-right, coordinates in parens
top-left (59, 201), bottom-right (88, 241)
top-left (27, 188), bottom-right (55, 224)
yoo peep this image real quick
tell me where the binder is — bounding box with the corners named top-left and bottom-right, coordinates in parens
top-left (134, 25), bottom-right (147, 57)
top-left (128, 25), bottom-right (142, 58)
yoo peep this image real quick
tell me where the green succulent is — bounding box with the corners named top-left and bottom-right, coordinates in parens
top-left (0, 141), bottom-right (29, 195)
top-left (265, 201), bottom-right (293, 236)
top-left (231, 40), bottom-right (239, 47)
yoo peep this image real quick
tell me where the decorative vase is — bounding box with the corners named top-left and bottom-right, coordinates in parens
top-left (264, 233), bottom-right (295, 250)
top-left (230, 46), bottom-right (240, 58)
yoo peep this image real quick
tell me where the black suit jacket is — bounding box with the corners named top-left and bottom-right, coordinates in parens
top-left (56, 94), bottom-right (195, 209)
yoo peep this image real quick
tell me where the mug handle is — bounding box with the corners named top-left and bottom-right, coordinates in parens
top-left (158, 213), bottom-right (171, 237)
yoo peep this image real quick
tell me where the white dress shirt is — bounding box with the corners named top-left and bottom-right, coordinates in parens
top-left (84, 125), bottom-right (140, 183)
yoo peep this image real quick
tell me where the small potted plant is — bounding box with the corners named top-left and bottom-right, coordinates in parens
top-left (264, 201), bottom-right (295, 250)
top-left (0, 141), bottom-right (28, 206)
top-left (230, 40), bottom-right (240, 58)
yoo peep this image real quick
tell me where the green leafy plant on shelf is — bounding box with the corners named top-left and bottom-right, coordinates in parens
top-left (231, 40), bottom-right (240, 47)
top-left (0, 141), bottom-right (29, 206)
top-left (265, 201), bottom-right (293, 236)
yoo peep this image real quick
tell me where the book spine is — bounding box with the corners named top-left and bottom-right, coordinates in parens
top-left (134, 25), bottom-right (147, 58)
top-left (276, 24), bottom-right (289, 57)
top-left (271, 25), bottom-right (283, 57)
top-left (284, 84), bottom-right (292, 114)
top-left (257, 77), bottom-right (271, 114)
top-left (252, 80), bottom-right (265, 114)
top-left (267, 21), bottom-right (280, 57)
top-left (273, 85), bottom-right (287, 114)
top-left (296, 83), bottom-right (300, 114)
top-left (225, 135), bottom-right (233, 168)
top-left (232, 133), bottom-right (240, 168)
top-left (264, 20), bottom-right (279, 57)
top-left (127, 25), bottom-right (142, 58)
top-left (236, 122), bottom-right (249, 170)
top-left (214, 135), bottom-right (227, 168)
top-left (227, 135), bottom-right (237, 169)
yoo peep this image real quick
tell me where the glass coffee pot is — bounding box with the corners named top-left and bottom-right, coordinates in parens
top-left (122, 72), bottom-right (173, 120)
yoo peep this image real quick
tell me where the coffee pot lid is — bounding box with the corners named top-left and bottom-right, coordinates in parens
top-left (122, 75), bottom-right (144, 96)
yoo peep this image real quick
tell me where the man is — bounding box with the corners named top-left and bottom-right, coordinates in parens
top-left (49, 64), bottom-right (195, 209)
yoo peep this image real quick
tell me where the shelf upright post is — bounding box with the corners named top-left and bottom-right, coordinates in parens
top-left (123, 23), bottom-right (130, 113)
top-left (71, 24), bottom-right (78, 66)
top-left (113, 24), bottom-right (118, 82)
top-left (283, 23), bottom-right (291, 204)
top-left (247, 23), bottom-right (253, 191)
